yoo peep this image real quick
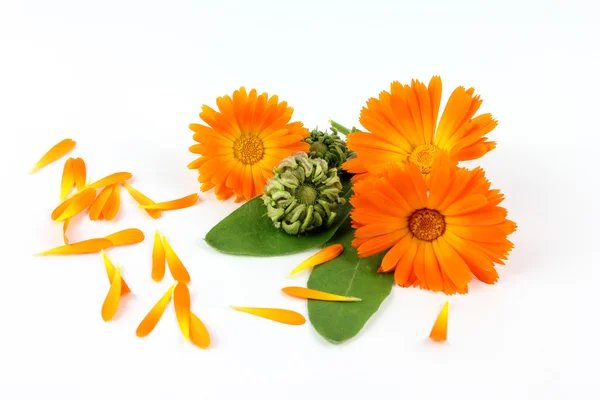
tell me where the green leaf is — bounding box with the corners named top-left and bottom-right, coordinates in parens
top-left (204, 180), bottom-right (353, 257)
top-left (307, 220), bottom-right (394, 343)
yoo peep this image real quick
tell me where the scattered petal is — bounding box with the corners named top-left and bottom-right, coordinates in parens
top-left (123, 183), bottom-right (161, 219)
top-left (88, 186), bottom-right (113, 221)
top-left (139, 193), bottom-right (199, 211)
top-left (63, 218), bottom-right (71, 245)
top-left (60, 158), bottom-right (75, 200)
top-left (103, 228), bottom-right (145, 247)
top-left (35, 238), bottom-right (113, 256)
top-left (101, 265), bottom-right (122, 321)
top-left (229, 306), bottom-right (306, 325)
top-left (102, 184), bottom-right (121, 221)
top-left (29, 138), bottom-right (76, 174)
top-left (429, 300), bottom-right (449, 342)
top-left (189, 312), bottom-right (210, 349)
top-left (101, 250), bottom-right (131, 295)
top-left (51, 197), bottom-right (73, 220)
top-left (87, 172), bottom-right (133, 190)
top-left (72, 157), bottom-right (87, 190)
top-left (174, 283), bottom-right (191, 341)
top-left (288, 244), bottom-right (344, 277)
top-left (152, 231), bottom-right (166, 282)
top-left (136, 284), bottom-right (176, 338)
top-left (281, 286), bottom-right (361, 302)
top-left (54, 188), bottom-right (97, 222)
top-left (161, 234), bottom-right (191, 283)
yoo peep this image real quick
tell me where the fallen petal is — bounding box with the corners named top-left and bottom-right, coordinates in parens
top-left (51, 197), bottom-right (73, 221)
top-left (72, 157), bottom-right (87, 190)
top-left (174, 283), bottom-right (191, 341)
top-left (29, 138), bottom-right (76, 174)
top-left (101, 250), bottom-right (131, 295)
top-left (139, 193), bottom-right (199, 211)
top-left (288, 244), bottom-right (344, 277)
top-left (55, 188), bottom-right (97, 222)
top-left (103, 228), bottom-right (145, 247)
top-left (123, 183), bottom-right (161, 219)
top-left (136, 284), bottom-right (176, 338)
top-left (152, 230), bottom-right (166, 282)
top-left (63, 218), bottom-right (71, 245)
top-left (229, 306), bottom-right (306, 325)
top-left (189, 312), bottom-right (210, 349)
top-left (102, 184), bottom-right (121, 221)
top-left (36, 238), bottom-right (113, 256)
top-left (161, 234), bottom-right (190, 283)
top-left (60, 158), bottom-right (75, 200)
top-left (281, 286), bottom-right (361, 302)
top-left (429, 300), bottom-right (449, 342)
top-left (101, 265), bottom-right (122, 321)
top-left (88, 186), bottom-right (113, 221)
top-left (87, 172), bottom-right (132, 190)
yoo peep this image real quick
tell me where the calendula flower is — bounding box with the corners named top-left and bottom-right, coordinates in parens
top-left (304, 127), bottom-right (355, 168)
top-left (262, 153), bottom-right (345, 235)
top-left (343, 76), bottom-right (497, 181)
top-left (188, 87), bottom-right (309, 201)
top-left (350, 154), bottom-right (516, 294)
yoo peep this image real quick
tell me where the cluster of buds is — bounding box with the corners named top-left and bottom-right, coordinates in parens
top-left (304, 127), bottom-right (355, 169)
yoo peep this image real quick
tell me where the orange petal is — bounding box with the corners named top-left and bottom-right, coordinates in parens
top-left (87, 172), bottom-right (132, 190)
top-left (88, 186), bottom-right (113, 221)
top-left (101, 250), bottom-right (131, 295)
top-left (123, 183), bottom-right (161, 219)
top-left (429, 300), bottom-right (449, 342)
top-left (103, 228), bottom-right (145, 247)
top-left (229, 306), bottom-right (306, 325)
top-left (55, 188), bottom-right (97, 222)
top-left (139, 193), bottom-right (199, 211)
top-left (288, 244), bottom-right (344, 277)
top-left (63, 218), bottom-right (71, 245)
top-left (174, 283), bottom-right (191, 341)
top-left (51, 197), bottom-right (73, 220)
top-left (72, 157), bottom-right (87, 190)
top-left (136, 284), bottom-right (176, 338)
top-left (29, 138), bottom-right (76, 174)
top-left (152, 230), bottom-right (166, 282)
top-left (101, 265), bottom-right (122, 321)
top-left (35, 238), bottom-right (113, 256)
top-left (102, 184), bottom-right (121, 221)
top-left (60, 158), bottom-right (75, 200)
top-left (281, 286), bottom-right (361, 302)
top-left (189, 312), bottom-right (210, 349)
top-left (161, 234), bottom-right (191, 283)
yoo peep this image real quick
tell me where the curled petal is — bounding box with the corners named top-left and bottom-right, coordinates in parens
top-left (87, 172), bottom-right (132, 190)
top-left (103, 228), bottom-right (145, 247)
top-left (139, 193), bottom-right (199, 211)
top-left (152, 231), bottom-right (166, 282)
top-left (29, 138), bottom-right (76, 174)
top-left (429, 300), bottom-right (449, 342)
top-left (190, 312), bottom-right (210, 349)
top-left (123, 183), bottom-right (161, 219)
top-left (161, 234), bottom-right (191, 283)
top-left (62, 218), bottom-right (71, 245)
top-left (230, 306), bottom-right (306, 325)
top-left (288, 244), bottom-right (344, 277)
top-left (281, 286), bottom-right (361, 302)
top-left (36, 238), bottom-right (113, 256)
top-left (101, 266), bottom-right (122, 321)
top-left (174, 283), bottom-right (191, 341)
top-left (136, 284), bottom-right (176, 337)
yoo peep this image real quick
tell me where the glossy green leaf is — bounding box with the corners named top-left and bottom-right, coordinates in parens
top-left (307, 220), bottom-right (394, 343)
top-left (204, 180), bottom-right (352, 256)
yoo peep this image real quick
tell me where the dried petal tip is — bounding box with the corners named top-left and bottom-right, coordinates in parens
top-left (262, 152), bottom-right (346, 235)
top-left (29, 138), bottom-right (76, 174)
top-left (229, 306), bottom-right (306, 325)
top-left (139, 193), bottom-right (199, 211)
top-left (136, 284), bottom-right (175, 338)
top-left (281, 286), bottom-right (361, 302)
top-left (429, 300), bottom-right (449, 342)
top-left (288, 244), bottom-right (344, 277)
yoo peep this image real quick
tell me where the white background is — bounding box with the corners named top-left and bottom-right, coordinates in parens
top-left (1, 1), bottom-right (598, 399)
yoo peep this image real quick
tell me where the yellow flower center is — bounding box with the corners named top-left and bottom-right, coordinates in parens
top-left (233, 134), bottom-right (264, 165)
top-left (409, 209), bottom-right (445, 241)
top-left (409, 144), bottom-right (439, 174)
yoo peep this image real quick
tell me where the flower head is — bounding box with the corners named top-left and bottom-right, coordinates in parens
top-left (304, 127), bottom-right (355, 168)
top-left (350, 154), bottom-right (516, 294)
top-left (188, 87), bottom-right (309, 201)
top-left (262, 152), bottom-right (345, 235)
top-left (343, 76), bottom-right (497, 182)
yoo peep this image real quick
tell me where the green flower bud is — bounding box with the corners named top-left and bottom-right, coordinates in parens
top-left (262, 152), bottom-right (346, 235)
top-left (304, 127), bottom-right (355, 169)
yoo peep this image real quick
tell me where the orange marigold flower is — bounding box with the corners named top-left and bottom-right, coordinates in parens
top-left (350, 154), bottom-right (516, 295)
top-left (188, 87), bottom-right (309, 201)
top-left (343, 76), bottom-right (497, 182)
